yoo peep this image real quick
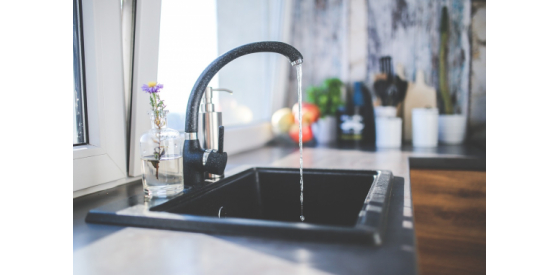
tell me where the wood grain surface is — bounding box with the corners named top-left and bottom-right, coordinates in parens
top-left (410, 169), bottom-right (486, 275)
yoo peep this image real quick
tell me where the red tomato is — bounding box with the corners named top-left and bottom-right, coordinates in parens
top-left (292, 102), bottom-right (320, 124)
top-left (289, 124), bottom-right (313, 143)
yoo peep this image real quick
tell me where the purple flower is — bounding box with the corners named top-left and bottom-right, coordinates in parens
top-left (142, 82), bottom-right (164, 93)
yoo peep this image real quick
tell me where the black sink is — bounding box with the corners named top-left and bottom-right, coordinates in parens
top-left (86, 167), bottom-right (394, 245)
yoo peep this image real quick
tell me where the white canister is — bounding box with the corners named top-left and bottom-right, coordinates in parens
top-left (375, 117), bottom-right (402, 148)
top-left (412, 108), bottom-right (439, 147)
top-left (438, 114), bottom-right (467, 144)
top-left (375, 106), bottom-right (398, 117)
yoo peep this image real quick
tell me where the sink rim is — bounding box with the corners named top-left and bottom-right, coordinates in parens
top-left (86, 167), bottom-right (394, 245)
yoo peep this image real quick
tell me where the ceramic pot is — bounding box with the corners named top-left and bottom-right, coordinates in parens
top-left (438, 114), bottom-right (467, 144)
top-left (375, 117), bottom-right (402, 148)
top-left (375, 106), bottom-right (397, 117)
top-left (312, 116), bottom-right (336, 144)
top-left (412, 108), bottom-right (438, 147)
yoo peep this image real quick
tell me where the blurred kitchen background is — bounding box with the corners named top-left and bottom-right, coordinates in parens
top-left (152, 0), bottom-right (485, 152)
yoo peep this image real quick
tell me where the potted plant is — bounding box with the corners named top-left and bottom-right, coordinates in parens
top-left (306, 78), bottom-right (344, 144)
top-left (438, 6), bottom-right (467, 144)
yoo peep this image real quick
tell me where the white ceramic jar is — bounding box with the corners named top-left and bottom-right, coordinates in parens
top-left (412, 108), bottom-right (439, 147)
top-left (438, 114), bottom-right (467, 144)
top-left (375, 117), bottom-right (402, 148)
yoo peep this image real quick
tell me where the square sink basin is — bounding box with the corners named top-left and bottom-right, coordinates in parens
top-left (86, 167), bottom-right (394, 245)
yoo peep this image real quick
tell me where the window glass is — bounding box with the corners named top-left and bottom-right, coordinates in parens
top-left (157, 0), bottom-right (286, 130)
top-left (215, 0), bottom-right (278, 126)
top-left (73, 0), bottom-right (87, 145)
top-left (157, 1), bottom-right (218, 132)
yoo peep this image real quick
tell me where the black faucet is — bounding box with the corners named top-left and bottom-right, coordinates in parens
top-left (182, 41), bottom-right (303, 188)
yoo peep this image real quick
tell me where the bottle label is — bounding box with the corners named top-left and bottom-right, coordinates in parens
top-left (340, 114), bottom-right (364, 140)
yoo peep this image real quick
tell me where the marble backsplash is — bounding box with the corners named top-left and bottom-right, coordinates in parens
top-left (287, 0), bottom-right (485, 135)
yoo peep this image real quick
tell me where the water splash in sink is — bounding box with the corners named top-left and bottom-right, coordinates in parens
top-left (296, 64), bottom-right (305, 222)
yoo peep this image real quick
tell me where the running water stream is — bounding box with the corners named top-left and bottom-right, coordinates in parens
top-left (296, 64), bottom-right (305, 222)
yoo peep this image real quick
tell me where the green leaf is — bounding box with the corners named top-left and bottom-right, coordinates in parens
top-left (304, 78), bottom-right (344, 115)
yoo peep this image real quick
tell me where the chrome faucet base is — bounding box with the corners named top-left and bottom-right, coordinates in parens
top-left (185, 132), bottom-right (198, 140)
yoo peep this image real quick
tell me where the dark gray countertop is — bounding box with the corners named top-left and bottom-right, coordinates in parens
top-left (73, 144), bottom-right (484, 275)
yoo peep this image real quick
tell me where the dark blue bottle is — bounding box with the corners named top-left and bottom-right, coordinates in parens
top-left (336, 82), bottom-right (375, 145)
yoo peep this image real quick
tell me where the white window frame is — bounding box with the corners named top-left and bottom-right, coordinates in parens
top-left (127, 0), bottom-right (293, 176)
top-left (73, 0), bottom-right (129, 196)
top-left (128, 0), bottom-right (163, 177)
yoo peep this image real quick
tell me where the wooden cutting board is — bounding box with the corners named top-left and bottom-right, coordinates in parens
top-left (403, 70), bottom-right (437, 141)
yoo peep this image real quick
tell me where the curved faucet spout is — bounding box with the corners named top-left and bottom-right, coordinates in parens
top-left (184, 41), bottom-right (303, 133)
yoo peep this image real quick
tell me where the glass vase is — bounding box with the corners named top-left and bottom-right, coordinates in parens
top-left (140, 111), bottom-right (184, 198)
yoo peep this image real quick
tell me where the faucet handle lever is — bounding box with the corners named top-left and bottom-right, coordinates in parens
top-left (204, 127), bottom-right (227, 175)
top-left (218, 126), bottom-right (224, 153)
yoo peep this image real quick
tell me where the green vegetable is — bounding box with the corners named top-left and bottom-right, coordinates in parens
top-left (306, 78), bottom-right (344, 117)
top-left (439, 6), bottom-right (453, 115)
